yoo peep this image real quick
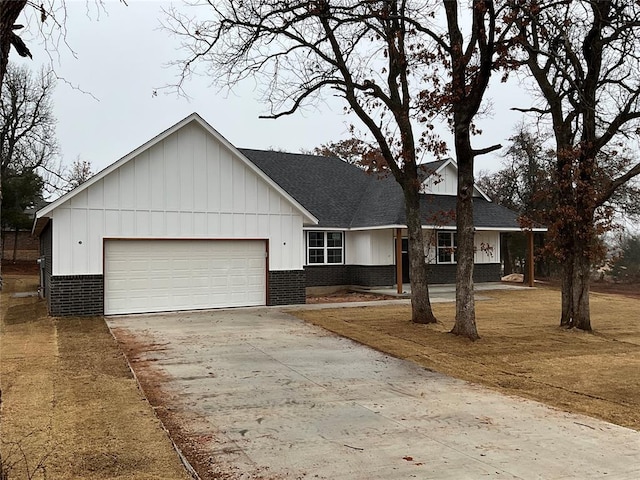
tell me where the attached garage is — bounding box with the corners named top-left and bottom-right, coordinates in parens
top-left (33, 113), bottom-right (316, 317)
top-left (104, 239), bottom-right (267, 315)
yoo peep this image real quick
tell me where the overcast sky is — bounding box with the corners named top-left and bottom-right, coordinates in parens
top-left (13, 1), bottom-right (533, 178)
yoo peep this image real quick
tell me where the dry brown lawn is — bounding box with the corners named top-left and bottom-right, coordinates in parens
top-left (293, 286), bottom-right (640, 431)
top-left (0, 275), bottom-right (191, 480)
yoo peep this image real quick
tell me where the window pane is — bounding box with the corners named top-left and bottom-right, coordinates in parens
top-left (327, 232), bottom-right (342, 248)
top-left (438, 232), bottom-right (452, 247)
top-left (327, 248), bottom-right (342, 264)
top-left (308, 248), bottom-right (325, 263)
top-left (438, 249), bottom-right (452, 263)
top-left (308, 232), bottom-right (324, 248)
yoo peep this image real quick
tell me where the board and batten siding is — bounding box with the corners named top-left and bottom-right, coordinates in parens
top-left (345, 230), bottom-right (394, 265)
top-left (421, 163), bottom-right (483, 198)
top-left (50, 122), bottom-right (305, 276)
top-left (423, 229), bottom-right (500, 264)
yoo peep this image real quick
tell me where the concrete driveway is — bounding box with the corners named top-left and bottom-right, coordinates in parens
top-left (107, 307), bottom-right (640, 480)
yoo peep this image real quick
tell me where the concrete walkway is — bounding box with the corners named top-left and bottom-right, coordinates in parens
top-left (108, 307), bottom-right (640, 480)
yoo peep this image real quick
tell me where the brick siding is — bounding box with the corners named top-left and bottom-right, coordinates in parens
top-left (306, 262), bottom-right (502, 287)
top-left (49, 275), bottom-right (104, 316)
top-left (304, 265), bottom-right (349, 287)
top-left (347, 265), bottom-right (396, 286)
top-left (428, 263), bottom-right (501, 284)
top-left (269, 270), bottom-right (306, 305)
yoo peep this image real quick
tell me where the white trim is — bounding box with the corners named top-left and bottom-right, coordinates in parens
top-left (476, 227), bottom-right (548, 232)
top-left (35, 113), bottom-right (318, 225)
top-left (305, 230), bottom-right (344, 265)
top-left (302, 226), bottom-right (347, 231)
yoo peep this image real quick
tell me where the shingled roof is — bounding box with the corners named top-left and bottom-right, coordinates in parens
top-left (240, 148), bottom-right (521, 230)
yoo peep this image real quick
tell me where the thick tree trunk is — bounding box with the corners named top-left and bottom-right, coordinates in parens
top-left (561, 241), bottom-right (592, 331)
top-left (403, 184), bottom-right (437, 324)
top-left (572, 252), bottom-right (592, 331)
top-left (451, 141), bottom-right (479, 340)
top-left (560, 254), bottom-right (573, 327)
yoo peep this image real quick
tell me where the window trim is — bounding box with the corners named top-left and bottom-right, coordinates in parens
top-left (306, 231), bottom-right (344, 265)
top-left (436, 231), bottom-right (457, 264)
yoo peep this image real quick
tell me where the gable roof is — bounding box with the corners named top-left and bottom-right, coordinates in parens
top-left (34, 113), bottom-right (318, 234)
top-left (240, 149), bottom-right (371, 228)
top-left (242, 149), bottom-right (527, 230)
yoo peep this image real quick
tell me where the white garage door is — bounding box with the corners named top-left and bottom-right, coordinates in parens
top-left (104, 240), bottom-right (267, 315)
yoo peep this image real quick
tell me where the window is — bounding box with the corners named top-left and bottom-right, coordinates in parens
top-left (307, 231), bottom-right (343, 264)
top-left (437, 232), bottom-right (457, 264)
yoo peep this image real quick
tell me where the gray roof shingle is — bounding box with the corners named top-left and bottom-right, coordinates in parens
top-left (240, 149), bottom-right (520, 230)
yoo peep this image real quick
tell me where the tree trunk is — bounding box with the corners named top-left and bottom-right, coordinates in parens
top-left (451, 141), bottom-right (479, 340)
top-left (560, 250), bottom-right (573, 327)
top-left (12, 228), bottom-right (18, 262)
top-left (403, 182), bottom-right (437, 324)
top-left (571, 252), bottom-right (592, 331)
top-left (501, 233), bottom-right (512, 276)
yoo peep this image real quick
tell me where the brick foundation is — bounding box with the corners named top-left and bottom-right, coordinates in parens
top-left (49, 275), bottom-right (104, 316)
top-left (269, 270), bottom-right (306, 305)
top-left (305, 263), bottom-right (502, 287)
top-left (427, 263), bottom-right (501, 284)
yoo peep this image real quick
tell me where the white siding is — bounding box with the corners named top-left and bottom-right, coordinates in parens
top-left (421, 162), bottom-right (484, 198)
top-left (473, 231), bottom-right (501, 264)
top-left (345, 230), bottom-right (394, 265)
top-left (422, 164), bottom-right (458, 195)
top-left (416, 229), bottom-right (500, 265)
top-left (51, 122), bottom-right (304, 275)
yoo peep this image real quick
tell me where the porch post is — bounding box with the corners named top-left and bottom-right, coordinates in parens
top-left (396, 228), bottom-right (403, 294)
top-left (527, 230), bottom-right (535, 287)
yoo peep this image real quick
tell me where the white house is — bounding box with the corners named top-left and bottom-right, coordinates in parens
top-left (34, 113), bottom-right (540, 316)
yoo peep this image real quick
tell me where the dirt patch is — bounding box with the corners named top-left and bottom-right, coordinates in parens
top-left (589, 281), bottom-right (640, 299)
top-left (1, 261), bottom-right (39, 275)
top-left (292, 285), bottom-right (640, 431)
top-left (0, 279), bottom-right (191, 479)
top-left (307, 289), bottom-right (399, 304)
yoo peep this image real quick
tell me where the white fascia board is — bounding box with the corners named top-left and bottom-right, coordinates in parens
top-left (346, 225), bottom-right (548, 232)
top-left (476, 227), bottom-right (548, 232)
top-left (36, 113), bottom-right (319, 226)
top-left (303, 226), bottom-right (347, 231)
top-left (347, 224), bottom-right (407, 231)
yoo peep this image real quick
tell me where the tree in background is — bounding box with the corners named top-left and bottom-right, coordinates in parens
top-left (476, 125), bottom-right (555, 278)
top-left (1, 169), bottom-right (43, 261)
top-left (610, 235), bottom-right (640, 283)
top-left (0, 63), bottom-right (58, 186)
top-left (311, 137), bottom-right (386, 171)
top-left (165, 0), bottom-right (446, 325)
top-left (510, 0), bottom-right (640, 330)
top-left (166, 0), bottom-right (512, 338)
top-left (65, 157), bottom-right (93, 191)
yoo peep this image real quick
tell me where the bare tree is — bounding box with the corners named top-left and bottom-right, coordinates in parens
top-left (510, 0), bottom-right (640, 330)
top-left (165, 0), bottom-right (442, 324)
top-left (0, 63), bottom-right (58, 183)
top-left (435, 1), bottom-right (505, 339)
top-left (0, 1), bottom-right (31, 88)
top-left (65, 157), bottom-right (93, 191)
top-left (0, 63), bottom-right (58, 278)
top-left (165, 1), bottom-right (512, 336)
